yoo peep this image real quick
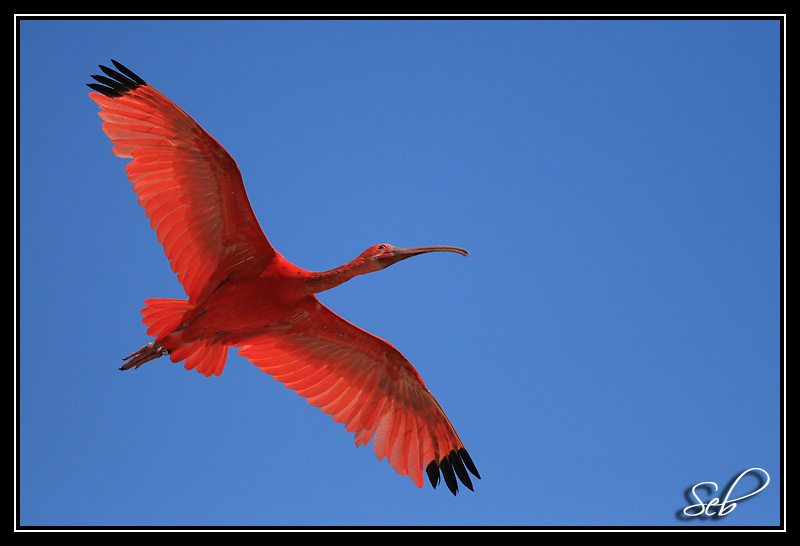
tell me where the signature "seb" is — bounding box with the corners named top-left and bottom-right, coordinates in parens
top-left (683, 468), bottom-right (770, 517)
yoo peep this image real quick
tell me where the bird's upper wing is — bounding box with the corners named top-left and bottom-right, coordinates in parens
top-left (88, 60), bottom-right (276, 303)
top-left (236, 295), bottom-right (480, 494)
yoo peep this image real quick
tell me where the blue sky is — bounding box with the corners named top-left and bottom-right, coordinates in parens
top-left (17, 18), bottom-right (782, 528)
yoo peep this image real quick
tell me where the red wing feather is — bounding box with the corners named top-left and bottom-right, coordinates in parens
top-left (88, 61), bottom-right (276, 303)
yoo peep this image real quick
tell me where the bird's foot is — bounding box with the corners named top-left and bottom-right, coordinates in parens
top-left (120, 342), bottom-right (169, 371)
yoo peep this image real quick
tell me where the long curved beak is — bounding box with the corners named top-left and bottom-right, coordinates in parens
top-left (392, 246), bottom-right (470, 261)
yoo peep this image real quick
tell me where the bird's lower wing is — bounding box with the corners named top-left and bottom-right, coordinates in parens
top-left (236, 296), bottom-right (479, 493)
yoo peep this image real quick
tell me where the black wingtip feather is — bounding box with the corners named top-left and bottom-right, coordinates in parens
top-left (458, 447), bottom-right (481, 480)
top-left (448, 451), bottom-right (473, 492)
top-left (86, 60), bottom-right (146, 98)
top-left (111, 59), bottom-right (147, 85)
top-left (439, 455), bottom-right (458, 495)
top-left (425, 448), bottom-right (480, 495)
top-left (426, 460), bottom-right (440, 489)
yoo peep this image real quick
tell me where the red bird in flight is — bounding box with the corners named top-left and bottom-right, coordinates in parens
top-left (88, 60), bottom-right (479, 495)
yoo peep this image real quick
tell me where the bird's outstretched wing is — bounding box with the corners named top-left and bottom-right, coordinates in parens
top-left (88, 60), bottom-right (277, 303)
top-left (236, 295), bottom-right (480, 494)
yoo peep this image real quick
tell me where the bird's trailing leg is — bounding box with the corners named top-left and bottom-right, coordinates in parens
top-left (121, 342), bottom-right (169, 371)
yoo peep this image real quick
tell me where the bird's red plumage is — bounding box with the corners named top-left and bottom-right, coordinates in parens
top-left (89, 60), bottom-right (478, 494)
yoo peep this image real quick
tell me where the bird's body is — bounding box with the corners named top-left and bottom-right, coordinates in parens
top-left (88, 60), bottom-right (479, 494)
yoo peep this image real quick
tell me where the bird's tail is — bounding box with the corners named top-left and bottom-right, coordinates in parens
top-left (120, 298), bottom-right (229, 377)
top-left (141, 298), bottom-right (193, 339)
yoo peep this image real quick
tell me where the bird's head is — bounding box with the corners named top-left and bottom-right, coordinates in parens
top-left (359, 244), bottom-right (469, 272)
top-left (308, 243), bottom-right (469, 294)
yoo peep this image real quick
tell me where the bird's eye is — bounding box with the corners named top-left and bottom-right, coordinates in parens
top-left (377, 245), bottom-right (386, 250)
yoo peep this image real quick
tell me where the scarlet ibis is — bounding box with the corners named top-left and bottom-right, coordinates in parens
top-left (88, 60), bottom-right (479, 495)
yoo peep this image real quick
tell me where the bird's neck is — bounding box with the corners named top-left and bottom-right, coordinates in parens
top-left (304, 257), bottom-right (371, 294)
